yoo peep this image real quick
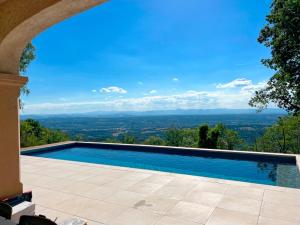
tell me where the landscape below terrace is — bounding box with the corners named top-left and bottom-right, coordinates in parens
top-left (21, 112), bottom-right (284, 144)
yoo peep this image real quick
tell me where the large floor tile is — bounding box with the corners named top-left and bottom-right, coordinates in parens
top-left (134, 196), bottom-right (178, 215)
top-left (225, 185), bottom-right (264, 201)
top-left (102, 178), bottom-right (140, 190)
top-left (261, 201), bottom-right (300, 224)
top-left (77, 186), bottom-right (117, 201)
top-left (206, 208), bottom-right (258, 225)
top-left (263, 189), bottom-right (300, 206)
top-left (142, 175), bottom-right (174, 185)
top-left (127, 182), bottom-right (163, 195)
top-left (55, 196), bottom-right (127, 224)
top-left (75, 200), bottom-right (127, 224)
top-left (155, 216), bottom-right (200, 225)
top-left (217, 196), bottom-right (261, 216)
top-left (184, 190), bottom-right (223, 207)
top-left (258, 217), bottom-right (299, 225)
top-left (105, 190), bottom-right (147, 207)
top-left (53, 196), bottom-right (90, 215)
top-left (167, 201), bottom-right (214, 224)
top-left (151, 184), bottom-right (193, 201)
top-left (109, 208), bottom-right (162, 225)
top-left (43, 178), bottom-right (75, 191)
top-left (63, 182), bottom-right (99, 195)
top-left (121, 172), bottom-right (152, 182)
top-left (192, 181), bottom-right (228, 194)
top-left (88, 168), bottom-right (129, 178)
top-left (32, 190), bottom-right (74, 208)
top-left (84, 175), bottom-right (117, 186)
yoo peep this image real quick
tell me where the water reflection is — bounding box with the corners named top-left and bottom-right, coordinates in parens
top-left (256, 162), bottom-right (277, 182)
top-left (257, 162), bottom-right (300, 188)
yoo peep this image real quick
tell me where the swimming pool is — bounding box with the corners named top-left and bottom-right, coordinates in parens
top-left (22, 142), bottom-right (300, 188)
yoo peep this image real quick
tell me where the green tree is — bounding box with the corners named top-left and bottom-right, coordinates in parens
top-left (143, 136), bottom-right (165, 146)
top-left (181, 128), bottom-right (199, 148)
top-left (20, 119), bottom-right (68, 147)
top-left (198, 124), bottom-right (243, 150)
top-left (216, 124), bottom-right (244, 150)
top-left (165, 128), bottom-right (199, 148)
top-left (121, 134), bottom-right (136, 144)
top-left (255, 114), bottom-right (300, 154)
top-left (198, 124), bottom-right (220, 149)
top-left (20, 43), bottom-right (35, 74)
top-left (249, 0), bottom-right (300, 113)
top-left (104, 137), bottom-right (120, 143)
top-left (19, 43), bottom-right (35, 96)
top-left (209, 129), bottom-right (220, 149)
top-left (165, 128), bottom-right (184, 147)
top-left (198, 125), bottom-right (209, 148)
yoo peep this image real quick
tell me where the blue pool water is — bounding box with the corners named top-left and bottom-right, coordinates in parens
top-left (25, 146), bottom-right (300, 188)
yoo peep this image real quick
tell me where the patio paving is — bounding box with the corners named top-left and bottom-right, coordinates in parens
top-left (21, 155), bottom-right (300, 225)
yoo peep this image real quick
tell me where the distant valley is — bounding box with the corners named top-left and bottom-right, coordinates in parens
top-left (21, 109), bottom-right (285, 145)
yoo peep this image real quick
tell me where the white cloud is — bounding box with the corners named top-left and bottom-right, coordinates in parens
top-left (23, 79), bottom-right (267, 114)
top-left (91, 90), bottom-right (97, 93)
top-left (100, 86), bottom-right (127, 94)
top-left (149, 90), bottom-right (158, 94)
top-left (240, 81), bottom-right (267, 93)
top-left (216, 78), bottom-right (252, 89)
top-left (23, 91), bottom-right (246, 114)
top-left (172, 78), bottom-right (179, 82)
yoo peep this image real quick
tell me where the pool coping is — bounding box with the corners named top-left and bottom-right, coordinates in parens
top-left (21, 141), bottom-right (300, 166)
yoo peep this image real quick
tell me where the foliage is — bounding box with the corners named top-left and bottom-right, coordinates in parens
top-left (19, 43), bottom-right (35, 96)
top-left (165, 128), bottom-right (185, 147)
top-left (165, 128), bottom-right (198, 147)
top-left (143, 136), bottom-right (165, 146)
top-left (104, 137), bottom-right (120, 143)
top-left (198, 125), bottom-right (209, 148)
top-left (163, 124), bottom-right (242, 150)
top-left (20, 43), bottom-right (36, 74)
top-left (216, 124), bottom-right (244, 150)
top-left (198, 124), bottom-right (220, 149)
top-left (249, 0), bottom-right (300, 113)
top-left (255, 114), bottom-right (300, 154)
top-left (20, 119), bottom-right (69, 147)
top-left (197, 124), bottom-right (243, 150)
top-left (73, 134), bottom-right (84, 141)
top-left (121, 134), bottom-right (136, 144)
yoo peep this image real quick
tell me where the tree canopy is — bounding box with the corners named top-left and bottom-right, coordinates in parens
top-left (249, 0), bottom-right (300, 113)
top-left (20, 43), bottom-right (35, 74)
top-left (197, 124), bottom-right (243, 150)
top-left (20, 119), bottom-right (69, 147)
top-left (255, 114), bottom-right (300, 154)
top-left (143, 136), bottom-right (165, 146)
top-left (19, 43), bottom-right (35, 99)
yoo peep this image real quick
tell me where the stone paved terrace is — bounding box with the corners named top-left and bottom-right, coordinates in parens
top-left (21, 155), bottom-right (300, 225)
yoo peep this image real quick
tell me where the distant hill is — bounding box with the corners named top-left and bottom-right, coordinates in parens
top-left (21, 108), bottom-right (286, 119)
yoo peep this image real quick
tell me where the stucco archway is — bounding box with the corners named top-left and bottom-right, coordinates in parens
top-left (0, 0), bottom-right (107, 199)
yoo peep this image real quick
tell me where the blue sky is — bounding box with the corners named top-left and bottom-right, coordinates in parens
top-left (23, 0), bottom-right (273, 114)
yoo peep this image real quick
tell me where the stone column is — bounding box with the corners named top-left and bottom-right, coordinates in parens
top-left (0, 73), bottom-right (28, 199)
